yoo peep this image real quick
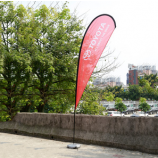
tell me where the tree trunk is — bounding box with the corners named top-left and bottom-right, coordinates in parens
top-left (37, 103), bottom-right (44, 112)
top-left (20, 104), bottom-right (30, 112)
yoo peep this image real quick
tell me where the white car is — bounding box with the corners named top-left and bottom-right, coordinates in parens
top-left (107, 111), bottom-right (125, 116)
top-left (154, 114), bottom-right (158, 117)
top-left (130, 114), bottom-right (140, 117)
top-left (135, 111), bottom-right (149, 116)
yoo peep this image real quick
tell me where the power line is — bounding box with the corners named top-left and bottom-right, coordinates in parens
top-left (26, 1), bottom-right (31, 8)
top-left (30, 1), bottom-right (36, 9)
top-left (48, 1), bottom-right (54, 9)
top-left (14, 1), bottom-right (19, 8)
top-left (53, 1), bottom-right (59, 10)
top-left (35, 1), bottom-right (42, 9)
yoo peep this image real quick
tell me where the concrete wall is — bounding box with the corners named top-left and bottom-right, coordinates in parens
top-left (0, 113), bottom-right (158, 154)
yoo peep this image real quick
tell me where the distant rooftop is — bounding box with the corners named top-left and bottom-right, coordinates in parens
top-left (128, 64), bottom-right (156, 71)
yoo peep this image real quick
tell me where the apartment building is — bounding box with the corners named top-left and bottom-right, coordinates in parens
top-left (93, 77), bottom-right (124, 88)
top-left (127, 64), bottom-right (158, 85)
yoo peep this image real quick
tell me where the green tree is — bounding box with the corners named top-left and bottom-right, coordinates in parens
top-left (138, 77), bottom-right (146, 87)
top-left (115, 97), bottom-right (123, 104)
top-left (28, 3), bottom-right (83, 112)
top-left (48, 95), bottom-right (73, 114)
top-left (115, 102), bottom-right (127, 115)
top-left (138, 74), bottom-right (158, 89)
top-left (141, 80), bottom-right (155, 100)
top-left (128, 84), bottom-right (142, 100)
top-left (78, 86), bottom-right (105, 115)
top-left (139, 97), bottom-right (147, 104)
top-left (0, 2), bottom-right (33, 120)
top-left (138, 97), bottom-right (151, 115)
top-left (91, 87), bottom-right (106, 102)
top-left (139, 103), bottom-right (151, 114)
top-left (0, 52), bottom-right (31, 120)
top-left (104, 85), bottom-right (123, 98)
top-left (0, 1), bottom-right (84, 118)
top-left (114, 97), bottom-right (127, 115)
top-left (119, 90), bottom-right (129, 101)
top-left (103, 91), bottom-right (115, 101)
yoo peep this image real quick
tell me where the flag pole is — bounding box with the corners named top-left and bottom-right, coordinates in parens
top-left (67, 17), bottom-right (84, 148)
top-left (67, 35), bottom-right (82, 149)
top-left (67, 88), bottom-right (81, 149)
top-left (67, 14), bottom-right (116, 149)
top-left (73, 108), bottom-right (76, 144)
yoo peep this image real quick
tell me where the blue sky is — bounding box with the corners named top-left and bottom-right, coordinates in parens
top-left (12, 0), bottom-right (158, 85)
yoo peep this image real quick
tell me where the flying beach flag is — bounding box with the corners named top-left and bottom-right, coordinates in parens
top-left (75, 14), bottom-right (116, 109)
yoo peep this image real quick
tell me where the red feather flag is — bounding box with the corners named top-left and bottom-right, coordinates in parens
top-left (75, 14), bottom-right (116, 109)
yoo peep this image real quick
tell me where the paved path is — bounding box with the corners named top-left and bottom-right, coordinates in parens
top-left (0, 132), bottom-right (158, 158)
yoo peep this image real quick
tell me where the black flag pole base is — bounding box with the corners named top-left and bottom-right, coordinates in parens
top-left (67, 143), bottom-right (81, 149)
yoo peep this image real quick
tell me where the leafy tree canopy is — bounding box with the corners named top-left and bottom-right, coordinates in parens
top-left (115, 102), bottom-right (127, 113)
top-left (138, 74), bottom-right (158, 87)
top-left (78, 85), bottom-right (105, 115)
top-left (139, 102), bottom-right (151, 113)
top-left (128, 84), bottom-right (142, 101)
top-left (115, 97), bottom-right (123, 104)
top-left (0, 1), bottom-right (84, 119)
top-left (139, 97), bottom-right (147, 104)
top-left (103, 91), bottom-right (115, 101)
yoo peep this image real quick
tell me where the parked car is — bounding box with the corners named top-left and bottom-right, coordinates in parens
top-left (154, 114), bottom-right (158, 117)
top-left (147, 105), bottom-right (158, 115)
top-left (130, 111), bottom-right (149, 117)
top-left (107, 111), bottom-right (125, 116)
top-left (136, 111), bottom-right (149, 116)
top-left (123, 105), bottom-right (135, 115)
top-left (130, 113), bottom-right (140, 117)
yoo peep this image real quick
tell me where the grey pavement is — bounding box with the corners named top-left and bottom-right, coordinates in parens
top-left (0, 132), bottom-right (158, 158)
